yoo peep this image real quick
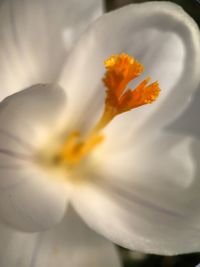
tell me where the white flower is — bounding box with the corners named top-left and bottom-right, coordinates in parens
top-left (0, 2), bottom-right (200, 267)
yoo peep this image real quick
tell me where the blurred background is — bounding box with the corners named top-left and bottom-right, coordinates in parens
top-left (104, 1), bottom-right (200, 266)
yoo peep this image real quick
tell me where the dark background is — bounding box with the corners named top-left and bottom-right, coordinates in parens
top-left (104, 0), bottom-right (200, 266)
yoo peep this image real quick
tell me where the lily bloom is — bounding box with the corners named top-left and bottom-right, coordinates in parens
top-left (0, 1), bottom-right (200, 266)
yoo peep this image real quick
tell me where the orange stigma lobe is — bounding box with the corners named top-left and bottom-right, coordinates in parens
top-left (103, 53), bottom-right (160, 117)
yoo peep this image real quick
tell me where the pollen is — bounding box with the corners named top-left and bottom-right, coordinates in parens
top-left (54, 53), bottom-right (160, 166)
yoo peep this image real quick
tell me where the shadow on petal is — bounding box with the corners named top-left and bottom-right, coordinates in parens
top-left (167, 85), bottom-right (200, 140)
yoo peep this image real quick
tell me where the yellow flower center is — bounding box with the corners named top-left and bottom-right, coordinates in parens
top-left (55, 53), bottom-right (160, 166)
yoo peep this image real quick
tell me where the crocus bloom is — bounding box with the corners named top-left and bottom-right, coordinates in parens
top-left (0, 1), bottom-right (200, 266)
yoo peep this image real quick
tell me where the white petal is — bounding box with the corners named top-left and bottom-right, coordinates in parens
top-left (59, 2), bottom-right (200, 133)
top-left (0, 0), bottom-right (103, 100)
top-left (0, 208), bottom-right (122, 267)
top-left (72, 136), bottom-right (200, 255)
top-left (58, 1), bottom-right (200, 255)
top-left (0, 221), bottom-right (39, 266)
top-left (167, 83), bottom-right (200, 140)
top-left (0, 84), bottom-right (69, 231)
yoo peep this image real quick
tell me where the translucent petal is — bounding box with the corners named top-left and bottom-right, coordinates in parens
top-left (72, 136), bottom-right (200, 255)
top-left (0, 0), bottom-right (103, 100)
top-left (0, 208), bottom-right (122, 267)
top-left (59, 2), bottom-right (200, 134)
top-left (0, 84), bottom-right (69, 231)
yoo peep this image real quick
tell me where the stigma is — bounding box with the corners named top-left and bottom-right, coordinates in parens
top-left (56, 54), bottom-right (160, 166)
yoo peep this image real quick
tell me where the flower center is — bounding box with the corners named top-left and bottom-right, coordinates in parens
top-left (57, 53), bottom-right (160, 166)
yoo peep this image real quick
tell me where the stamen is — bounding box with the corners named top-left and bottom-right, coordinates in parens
top-left (57, 53), bottom-right (160, 166)
top-left (59, 132), bottom-right (104, 165)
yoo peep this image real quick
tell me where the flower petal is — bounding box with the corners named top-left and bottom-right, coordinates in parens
top-left (59, 1), bottom-right (200, 256)
top-left (167, 84), bottom-right (200, 140)
top-left (0, 0), bottom-right (103, 100)
top-left (59, 2), bottom-right (200, 132)
top-left (0, 84), bottom-right (69, 231)
top-left (72, 136), bottom-right (200, 255)
top-left (0, 207), bottom-right (122, 267)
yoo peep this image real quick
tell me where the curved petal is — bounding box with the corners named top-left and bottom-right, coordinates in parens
top-left (72, 136), bottom-right (200, 255)
top-left (0, 0), bottom-right (103, 100)
top-left (0, 208), bottom-right (122, 267)
top-left (58, 1), bottom-right (200, 255)
top-left (59, 2), bottom-right (200, 134)
top-left (0, 84), bottom-right (69, 231)
top-left (167, 83), bottom-right (200, 140)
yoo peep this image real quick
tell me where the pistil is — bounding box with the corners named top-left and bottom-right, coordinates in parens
top-left (58, 53), bottom-right (160, 165)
